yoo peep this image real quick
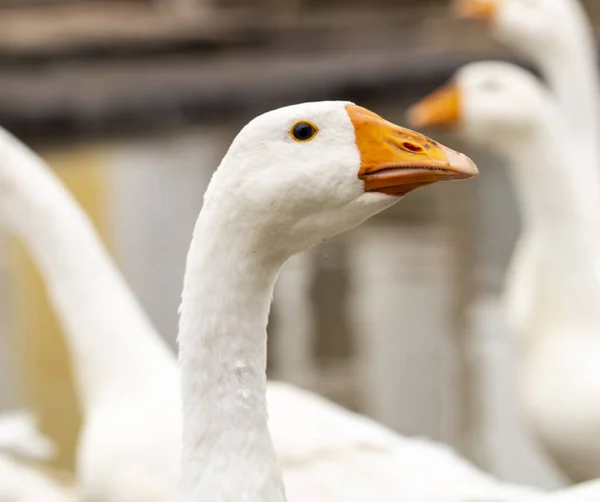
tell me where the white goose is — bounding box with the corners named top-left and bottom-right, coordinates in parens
top-left (173, 100), bottom-right (557, 502)
top-left (454, 0), bottom-right (599, 154)
top-left (453, 0), bottom-right (600, 341)
top-left (0, 103), bottom-right (555, 502)
top-left (409, 61), bottom-right (600, 482)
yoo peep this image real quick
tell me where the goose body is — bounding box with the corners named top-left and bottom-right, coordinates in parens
top-left (0, 106), bottom-right (558, 501)
top-left (410, 62), bottom-right (600, 482)
top-left (268, 381), bottom-right (544, 501)
top-left (455, 0), bottom-right (600, 338)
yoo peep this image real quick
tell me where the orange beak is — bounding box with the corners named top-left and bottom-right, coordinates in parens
top-left (406, 81), bottom-right (463, 131)
top-left (453, 0), bottom-right (499, 21)
top-left (346, 104), bottom-right (477, 197)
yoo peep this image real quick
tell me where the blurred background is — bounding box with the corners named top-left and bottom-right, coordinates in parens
top-left (0, 0), bottom-right (596, 491)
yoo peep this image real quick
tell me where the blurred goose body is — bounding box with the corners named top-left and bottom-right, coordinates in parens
top-left (454, 0), bottom-right (600, 336)
top-left (409, 61), bottom-right (600, 482)
top-left (0, 104), bottom-right (549, 501)
top-left (455, 0), bottom-right (599, 154)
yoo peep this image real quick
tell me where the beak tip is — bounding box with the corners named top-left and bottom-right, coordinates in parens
top-left (443, 146), bottom-right (479, 178)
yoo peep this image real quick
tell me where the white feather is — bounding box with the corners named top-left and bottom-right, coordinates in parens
top-left (443, 61), bottom-right (600, 482)
top-left (473, 0), bottom-right (600, 340)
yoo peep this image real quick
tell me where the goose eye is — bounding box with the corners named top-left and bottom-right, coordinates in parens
top-left (291, 121), bottom-right (318, 142)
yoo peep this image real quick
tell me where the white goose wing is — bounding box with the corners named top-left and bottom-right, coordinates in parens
top-left (267, 382), bottom-right (545, 502)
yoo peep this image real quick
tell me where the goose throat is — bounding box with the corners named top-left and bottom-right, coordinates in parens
top-left (178, 211), bottom-right (287, 502)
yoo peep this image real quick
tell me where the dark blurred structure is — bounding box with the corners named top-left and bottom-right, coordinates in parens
top-left (0, 0), bottom-right (511, 138)
top-left (7, 0), bottom-right (600, 139)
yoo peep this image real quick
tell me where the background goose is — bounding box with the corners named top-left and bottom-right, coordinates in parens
top-left (0, 104), bottom-right (553, 502)
top-left (0, 128), bottom-right (182, 502)
top-left (409, 61), bottom-right (600, 482)
top-left (453, 0), bottom-right (600, 336)
top-left (454, 0), bottom-right (599, 153)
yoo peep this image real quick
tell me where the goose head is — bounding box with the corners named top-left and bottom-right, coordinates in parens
top-left (407, 61), bottom-right (553, 155)
top-left (202, 101), bottom-right (477, 257)
top-left (454, 0), bottom-right (587, 59)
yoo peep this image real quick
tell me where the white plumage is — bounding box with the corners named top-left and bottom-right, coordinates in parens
top-left (269, 382), bottom-right (543, 502)
top-left (0, 128), bottom-right (182, 502)
top-left (174, 101), bottom-right (550, 502)
top-left (455, 0), bottom-right (600, 341)
top-left (455, 0), bottom-right (599, 148)
top-left (410, 61), bottom-right (600, 483)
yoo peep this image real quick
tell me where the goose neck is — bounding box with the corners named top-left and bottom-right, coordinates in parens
top-left (178, 204), bottom-right (286, 502)
top-left (0, 131), bottom-right (177, 413)
top-left (506, 128), bottom-right (600, 325)
top-left (507, 122), bottom-right (600, 233)
top-left (538, 34), bottom-right (600, 149)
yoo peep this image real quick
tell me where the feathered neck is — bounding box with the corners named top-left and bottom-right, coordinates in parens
top-left (178, 190), bottom-right (286, 502)
top-left (535, 5), bottom-right (600, 156)
top-left (0, 130), bottom-right (178, 413)
top-left (503, 116), bottom-right (600, 325)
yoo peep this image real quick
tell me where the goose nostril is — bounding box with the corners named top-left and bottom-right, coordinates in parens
top-left (402, 142), bottom-right (423, 153)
